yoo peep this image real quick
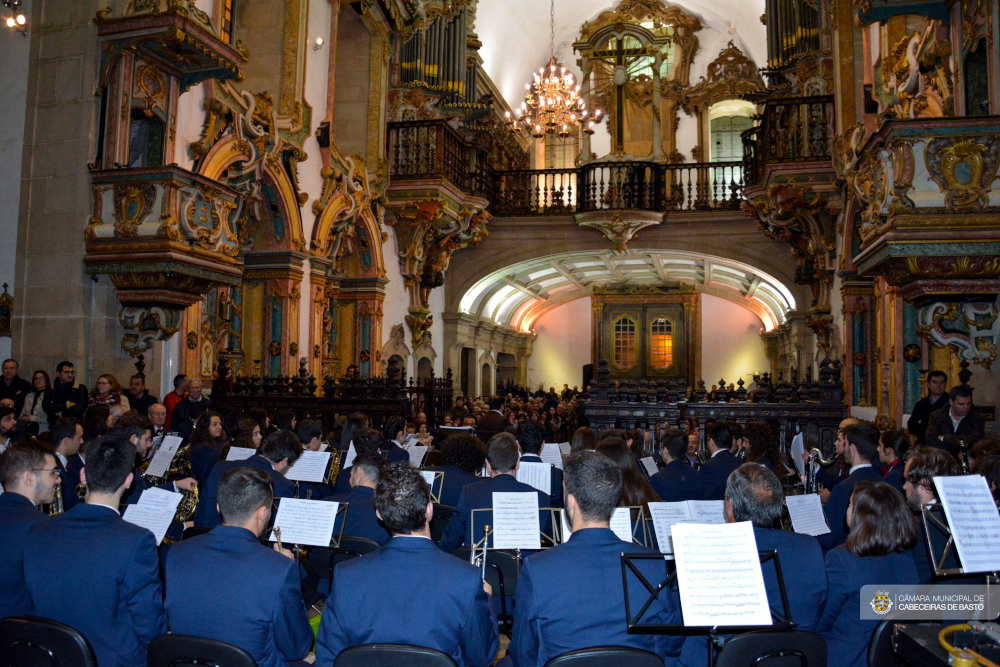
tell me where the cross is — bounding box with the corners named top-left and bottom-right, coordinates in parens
top-left (589, 36), bottom-right (654, 153)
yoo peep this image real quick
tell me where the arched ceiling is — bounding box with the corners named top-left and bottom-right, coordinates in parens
top-left (459, 250), bottom-right (796, 333)
top-left (475, 0), bottom-right (767, 107)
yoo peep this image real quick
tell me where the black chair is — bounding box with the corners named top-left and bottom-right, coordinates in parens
top-left (714, 630), bottom-right (827, 667)
top-left (326, 535), bottom-right (383, 581)
top-left (334, 643), bottom-right (457, 667)
top-left (430, 504), bottom-right (456, 542)
top-left (0, 615), bottom-right (98, 667)
top-left (868, 617), bottom-right (902, 667)
top-left (450, 548), bottom-right (520, 633)
top-left (543, 646), bottom-right (664, 667)
top-left (180, 526), bottom-right (211, 541)
top-left (147, 634), bottom-right (257, 667)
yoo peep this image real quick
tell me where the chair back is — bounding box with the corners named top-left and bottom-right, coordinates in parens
top-left (329, 535), bottom-right (383, 580)
top-left (0, 615), bottom-right (98, 667)
top-left (147, 634), bottom-right (257, 667)
top-left (430, 504), bottom-right (456, 542)
top-left (543, 646), bottom-right (664, 667)
top-left (333, 643), bottom-right (457, 667)
top-left (868, 618), bottom-right (900, 667)
top-left (714, 630), bottom-right (826, 667)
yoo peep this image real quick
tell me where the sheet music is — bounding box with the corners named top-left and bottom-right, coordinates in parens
top-left (283, 451), bottom-right (332, 483)
top-left (785, 493), bottom-right (831, 536)
top-left (144, 435), bottom-right (183, 479)
top-left (407, 445), bottom-right (428, 468)
top-left (269, 498), bottom-right (339, 547)
top-left (609, 507), bottom-right (633, 543)
top-left (647, 501), bottom-right (695, 555)
top-left (540, 443), bottom-right (564, 470)
top-left (558, 442), bottom-right (571, 457)
top-left (934, 475), bottom-right (1000, 573)
top-left (318, 443), bottom-right (329, 453)
top-left (688, 500), bottom-right (726, 524)
top-left (122, 488), bottom-right (183, 546)
top-left (342, 443), bottom-right (357, 469)
top-left (225, 446), bottom-right (256, 461)
top-left (420, 470), bottom-right (437, 490)
top-left (492, 492), bottom-right (541, 550)
top-left (672, 521), bottom-right (772, 626)
top-left (640, 456), bottom-right (659, 477)
top-left (516, 461), bottom-right (552, 495)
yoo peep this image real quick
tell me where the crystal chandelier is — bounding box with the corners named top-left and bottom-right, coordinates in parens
top-left (505, 0), bottom-right (601, 139)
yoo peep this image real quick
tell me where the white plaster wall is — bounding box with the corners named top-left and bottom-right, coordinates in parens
top-left (381, 229), bottom-right (413, 376)
top-left (700, 294), bottom-right (768, 386)
top-left (0, 0), bottom-right (32, 362)
top-left (428, 287), bottom-right (445, 377)
top-left (527, 297), bottom-right (592, 388)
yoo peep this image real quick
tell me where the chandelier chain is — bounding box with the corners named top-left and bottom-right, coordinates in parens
top-left (549, 0), bottom-right (555, 59)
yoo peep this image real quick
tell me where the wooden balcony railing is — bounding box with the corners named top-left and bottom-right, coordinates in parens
top-left (742, 95), bottom-right (835, 185)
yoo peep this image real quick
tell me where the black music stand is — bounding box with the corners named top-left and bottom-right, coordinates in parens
top-left (620, 550), bottom-right (796, 667)
top-left (920, 503), bottom-right (1000, 586)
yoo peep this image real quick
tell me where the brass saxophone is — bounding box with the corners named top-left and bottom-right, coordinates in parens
top-left (325, 445), bottom-right (342, 486)
top-left (49, 483), bottom-right (64, 516)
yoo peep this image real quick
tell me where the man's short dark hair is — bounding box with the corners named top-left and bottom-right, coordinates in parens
top-left (129, 374), bottom-right (144, 384)
top-left (352, 451), bottom-right (383, 484)
top-left (218, 467), bottom-right (273, 526)
top-left (56, 361), bottom-right (74, 373)
top-left (489, 397), bottom-right (504, 410)
top-left (442, 434), bottom-right (486, 474)
top-left (374, 462), bottom-right (430, 534)
top-left (2, 359), bottom-right (16, 368)
top-left (294, 419), bottom-right (323, 447)
top-left (258, 430), bottom-right (303, 467)
top-left (383, 415), bottom-right (406, 442)
top-left (661, 428), bottom-right (687, 462)
top-left (84, 435), bottom-right (136, 494)
top-left (353, 428), bottom-right (383, 455)
top-left (706, 422), bottom-right (733, 452)
top-left (726, 465), bottom-right (784, 528)
top-left (0, 405), bottom-right (15, 422)
top-left (564, 450), bottom-right (622, 523)
top-left (880, 430), bottom-right (911, 460)
top-left (486, 432), bottom-right (519, 473)
top-left (950, 385), bottom-right (973, 401)
top-left (50, 418), bottom-right (81, 446)
top-left (112, 413), bottom-right (153, 442)
top-left (927, 370), bottom-right (947, 383)
top-left (172, 374), bottom-right (187, 389)
top-left (517, 420), bottom-right (545, 455)
top-left (599, 428), bottom-right (626, 442)
top-left (905, 446), bottom-right (960, 499)
top-left (843, 423), bottom-right (880, 462)
top-left (0, 442), bottom-right (55, 490)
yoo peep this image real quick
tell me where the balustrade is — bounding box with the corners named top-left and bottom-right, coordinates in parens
top-left (742, 96), bottom-right (835, 185)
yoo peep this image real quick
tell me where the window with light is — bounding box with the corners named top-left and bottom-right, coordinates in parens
top-left (613, 316), bottom-right (637, 369)
top-left (650, 317), bottom-right (673, 369)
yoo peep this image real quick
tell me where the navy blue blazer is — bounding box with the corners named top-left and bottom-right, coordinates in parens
top-left (699, 450), bottom-right (741, 500)
top-left (324, 485), bottom-right (389, 544)
top-left (818, 546), bottom-right (917, 667)
top-left (422, 465), bottom-right (482, 508)
top-left (195, 455), bottom-right (295, 528)
top-left (315, 536), bottom-right (498, 667)
top-left (333, 465), bottom-right (353, 494)
top-left (24, 503), bottom-right (166, 666)
top-left (438, 474), bottom-right (552, 554)
top-left (165, 525), bottom-right (312, 667)
top-left (817, 465), bottom-right (884, 551)
top-left (520, 453), bottom-right (564, 508)
top-left (649, 459), bottom-right (705, 502)
top-left (0, 493), bottom-right (47, 619)
top-left (189, 443), bottom-right (220, 487)
top-left (381, 442), bottom-right (410, 464)
top-left (883, 461), bottom-right (905, 495)
top-left (677, 526), bottom-right (829, 667)
top-left (510, 528), bottom-right (683, 666)
top-left (55, 454), bottom-right (81, 512)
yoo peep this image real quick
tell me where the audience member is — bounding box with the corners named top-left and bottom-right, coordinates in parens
top-left (163, 374), bottom-right (188, 430)
top-left (89, 373), bottom-right (130, 409)
top-left (423, 433), bottom-right (486, 507)
top-left (43, 361), bottom-right (88, 422)
top-left (517, 420), bottom-right (563, 507)
top-left (818, 422), bottom-right (883, 551)
top-left (907, 370), bottom-right (948, 445)
top-left (968, 437), bottom-right (1000, 473)
top-left (0, 359), bottom-right (32, 415)
top-left (148, 403), bottom-right (168, 438)
top-left (650, 428), bottom-right (704, 502)
top-left (699, 422), bottom-right (739, 500)
top-left (877, 429), bottom-right (910, 494)
top-left (126, 374), bottom-right (159, 417)
top-left (18, 369), bottom-right (50, 435)
top-left (903, 447), bottom-right (961, 583)
top-left (926, 385), bottom-right (986, 457)
top-left (0, 405), bottom-right (18, 452)
top-left (170, 378), bottom-right (210, 432)
top-left (380, 414), bottom-right (410, 464)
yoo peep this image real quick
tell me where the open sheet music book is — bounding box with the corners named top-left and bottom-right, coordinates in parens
top-left (560, 507), bottom-right (632, 543)
top-left (145, 435), bottom-right (183, 479)
top-left (539, 443), bottom-right (564, 470)
top-left (225, 447), bottom-right (256, 462)
top-left (269, 499), bottom-right (339, 547)
top-left (491, 492), bottom-right (541, 550)
top-left (934, 474), bottom-right (1000, 573)
top-left (647, 500), bottom-right (726, 554)
top-left (122, 487), bottom-right (183, 546)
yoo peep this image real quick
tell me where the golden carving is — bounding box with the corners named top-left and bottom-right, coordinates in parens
top-left (925, 136), bottom-right (1000, 211)
top-left (134, 63), bottom-right (167, 114)
top-left (113, 183), bottom-right (157, 238)
top-left (904, 256), bottom-right (1000, 278)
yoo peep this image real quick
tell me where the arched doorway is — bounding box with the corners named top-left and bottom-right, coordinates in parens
top-left (480, 363), bottom-right (492, 396)
top-left (497, 353), bottom-right (517, 385)
top-left (417, 357), bottom-right (433, 381)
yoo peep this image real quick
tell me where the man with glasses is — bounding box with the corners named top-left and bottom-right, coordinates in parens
top-left (43, 361), bottom-right (88, 421)
top-left (147, 403), bottom-right (169, 439)
top-left (0, 442), bottom-right (60, 619)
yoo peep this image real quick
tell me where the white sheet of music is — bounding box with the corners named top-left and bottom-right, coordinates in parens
top-left (934, 475), bottom-right (1000, 573)
top-left (609, 507), bottom-right (633, 543)
top-left (342, 443), bottom-right (357, 468)
top-left (540, 443), bottom-right (564, 470)
top-left (647, 501), bottom-right (696, 555)
top-left (318, 443), bottom-right (329, 453)
top-left (785, 493), bottom-right (831, 536)
top-left (269, 498), bottom-right (339, 547)
top-left (688, 500), bottom-right (726, 524)
top-left (144, 435), bottom-right (183, 479)
top-left (516, 461), bottom-right (552, 495)
top-left (283, 451), bottom-right (331, 483)
top-left (420, 470), bottom-right (437, 489)
top-left (640, 457), bottom-right (659, 477)
top-left (558, 442), bottom-right (571, 457)
top-left (492, 492), bottom-right (541, 550)
top-left (407, 445), bottom-right (428, 468)
top-left (672, 521), bottom-right (772, 627)
top-left (123, 488), bottom-right (182, 546)
top-left (225, 446), bottom-right (256, 461)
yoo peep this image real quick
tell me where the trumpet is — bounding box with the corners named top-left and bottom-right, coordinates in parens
top-left (49, 483), bottom-right (64, 516)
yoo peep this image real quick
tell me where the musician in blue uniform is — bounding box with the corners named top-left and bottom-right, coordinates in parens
top-left (333, 427), bottom-right (383, 494)
top-left (324, 451), bottom-right (390, 545)
top-left (295, 418), bottom-right (336, 499)
top-left (381, 415), bottom-right (411, 464)
top-left (49, 417), bottom-right (84, 511)
top-left (817, 423), bottom-right (884, 552)
top-left (516, 420), bottom-right (563, 507)
top-left (698, 422), bottom-right (740, 500)
top-left (649, 428), bottom-right (705, 501)
top-left (422, 432), bottom-right (486, 507)
top-left (877, 429), bottom-right (909, 495)
top-left (902, 446), bottom-right (964, 583)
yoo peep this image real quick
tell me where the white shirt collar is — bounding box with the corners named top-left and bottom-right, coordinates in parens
top-left (492, 409), bottom-right (504, 416)
top-left (711, 448), bottom-right (726, 458)
top-left (55, 452), bottom-right (68, 467)
top-left (849, 463), bottom-right (872, 475)
top-left (90, 502), bottom-right (121, 515)
top-left (394, 534), bottom-right (431, 540)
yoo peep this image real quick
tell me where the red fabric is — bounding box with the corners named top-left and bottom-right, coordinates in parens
top-left (163, 391), bottom-right (184, 430)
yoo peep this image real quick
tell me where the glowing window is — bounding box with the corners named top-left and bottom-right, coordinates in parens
top-left (650, 318), bottom-right (673, 369)
top-left (221, 0), bottom-right (234, 43)
top-left (613, 316), bottom-right (637, 369)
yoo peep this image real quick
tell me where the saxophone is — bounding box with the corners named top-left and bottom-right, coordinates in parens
top-left (49, 483), bottom-right (64, 516)
top-left (325, 445), bottom-right (342, 486)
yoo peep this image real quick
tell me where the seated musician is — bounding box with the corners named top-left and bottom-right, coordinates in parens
top-left (333, 427), bottom-right (382, 494)
top-left (422, 432), bottom-right (486, 507)
top-left (818, 481), bottom-right (917, 667)
top-left (381, 414), bottom-right (411, 464)
top-left (165, 467), bottom-right (313, 667)
top-left (295, 418), bottom-right (334, 499)
top-left (507, 450), bottom-right (683, 667)
top-left (0, 442), bottom-right (59, 619)
top-left (517, 420), bottom-right (563, 507)
top-left (324, 451), bottom-right (390, 544)
top-left (49, 416), bottom-right (84, 511)
top-left (196, 430), bottom-right (302, 528)
top-left (812, 418), bottom-right (863, 495)
top-left (817, 423), bottom-right (884, 552)
top-left (902, 446), bottom-right (963, 583)
top-left (877, 429), bottom-right (910, 495)
top-left (24, 434), bottom-right (167, 666)
top-left (649, 428), bottom-right (704, 502)
top-left (677, 464), bottom-right (828, 667)
top-left (315, 463), bottom-right (498, 667)
top-left (114, 413), bottom-right (196, 505)
top-left (438, 432), bottom-right (551, 554)
top-left (698, 422), bottom-right (740, 500)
